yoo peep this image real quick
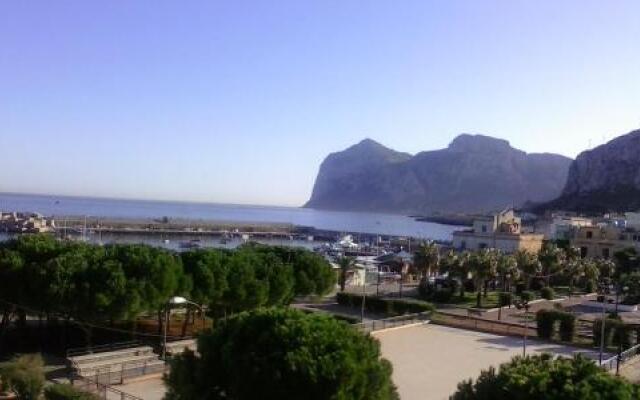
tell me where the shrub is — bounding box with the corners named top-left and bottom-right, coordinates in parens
top-left (536, 310), bottom-right (556, 339)
top-left (336, 292), bottom-right (434, 316)
top-left (44, 384), bottom-right (100, 400)
top-left (450, 354), bottom-right (640, 399)
top-left (585, 280), bottom-right (596, 293)
top-left (463, 279), bottom-right (475, 293)
top-left (540, 287), bottom-right (554, 300)
top-left (557, 313), bottom-right (576, 342)
top-left (498, 292), bottom-right (512, 307)
top-left (515, 282), bottom-right (525, 295)
top-left (530, 279), bottom-right (545, 291)
top-left (1, 354), bottom-right (45, 400)
top-left (593, 318), bottom-right (615, 348)
top-left (611, 320), bottom-right (633, 349)
top-left (520, 291), bottom-right (534, 302)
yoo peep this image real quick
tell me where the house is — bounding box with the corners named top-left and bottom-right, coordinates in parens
top-left (547, 213), bottom-right (593, 240)
top-left (452, 209), bottom-right (544, 253)
top-left (570, 225), bottom-right (640, 259)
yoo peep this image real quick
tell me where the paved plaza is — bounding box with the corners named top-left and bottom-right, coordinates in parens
top-left (374, 323), bottom-right (604, 400)
top-left (111, 377), bottom-right (166, 400)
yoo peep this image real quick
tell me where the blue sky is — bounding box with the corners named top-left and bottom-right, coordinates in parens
top-left (1, 1), bottom-right (639, 206)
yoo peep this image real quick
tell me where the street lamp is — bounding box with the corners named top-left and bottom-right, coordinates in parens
top-left (163, 296), bottom-right (203, 360)
top-left (597, 281), bottom-right (613, 365)
top-left (514, 299), bottom-right (530, 357)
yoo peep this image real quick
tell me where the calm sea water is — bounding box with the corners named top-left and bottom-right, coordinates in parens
top-left (0, 193), bottom-right (459, 241)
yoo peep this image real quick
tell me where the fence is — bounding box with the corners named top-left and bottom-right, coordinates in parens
top-left (67, 341), bottom-right (142, 358)
top-left (601, 342), bottom-right (640, 372)
top-left (432, 311), bottom-right (537, 337)
top-left (71, 374), bottom-right (144, 400)
top-left (352, 311), bottom-right (431, 334)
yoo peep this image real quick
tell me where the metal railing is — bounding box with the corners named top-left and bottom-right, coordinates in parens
top-left (67, 340), bottom-right (141, 358)
top-left (71, 374), bottom-right (144, 400)
top-left (352, 312), bottom-right (431, 333)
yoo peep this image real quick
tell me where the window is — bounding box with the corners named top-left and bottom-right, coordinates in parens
top-left (479, 243), bottom-right (488, 249)
top-left (602, 248), bottom-right (610, 259)
top-left (481, 225), bottom-right (487, 233)
top-left (460, 241), bottom-right (466, 250)
top-left (586, 231), bottom-right (593, 239)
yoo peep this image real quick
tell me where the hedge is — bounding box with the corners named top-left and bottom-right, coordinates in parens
top-left (535, 309), bottom-right (575, 341)
top-left (540, 287), bottom-right (555, 300)
top-left (498, 292), bottom-right (512, 307)
top-left (520, 291), bottom-right (535, 302)
top-left (593, 318), bottom-right (633, 349)
top-left (44, 384), bottom-right (100, 400)
top-left (536, 310), bottom-right (556, 339)
top-left (336, 292), bottom-right (434, 316)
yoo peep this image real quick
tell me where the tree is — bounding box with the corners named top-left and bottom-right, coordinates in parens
top-left (496, 253), bottom-right (518, 292)
top-left (44, 384), bottom-right (100, 400)
top-left (338, 256), bottom-right (356, 292)
top-left (451, 353), bottom-right (640, 400)
top-left (413, 241), bottom-right (440, 279)
top-left (469, 250), bottom-right (497, 307)
top-left (165, 308), bottom-right (399, 400)
top-left (514, 250), bottom-right (540, 290)
top-left (440, 251), bottom-right (471, 299)
top-left (538, 244), bottom-right (566, 286)
top-left (614, 248), bottom-right (639, 278)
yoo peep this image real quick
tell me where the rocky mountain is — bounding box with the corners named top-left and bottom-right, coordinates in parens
top-left (541, 129), bottom-right (640, 213)
top-left (305, 135), bottom-right (572, 214)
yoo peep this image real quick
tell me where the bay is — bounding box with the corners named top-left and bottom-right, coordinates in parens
top-left (0, 193), bottom-right (459, 241)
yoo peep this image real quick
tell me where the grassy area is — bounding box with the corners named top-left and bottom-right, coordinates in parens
top-left (439, 291), bottom-right (502, 309)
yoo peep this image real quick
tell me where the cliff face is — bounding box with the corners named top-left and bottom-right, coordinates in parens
top-left (305, 135), bottom-right (572, 214)
top-left (543, 129), bottom-right (640, 213)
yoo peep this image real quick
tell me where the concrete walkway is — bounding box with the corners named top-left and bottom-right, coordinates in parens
top-left (375, 324), bottom-right (606, 400)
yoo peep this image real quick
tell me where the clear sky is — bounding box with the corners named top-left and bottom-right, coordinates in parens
top-left (1, 1), bottom-right (639, 206)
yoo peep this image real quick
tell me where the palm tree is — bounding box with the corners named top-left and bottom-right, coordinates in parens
top-left (414, 241), bottom-right (440, 280)
top-left (470, 249), bottom-right (498, 308)
top-left (497, 253), bottom-right (519, 292)
top-left (514, 249), bottom-right (541, 290)
top-left (538, 244), bottom-right (566, 287)
top-left (338, 256), bottom-right (356, 292)
top-left (440, 250), bottom-right (471, 299)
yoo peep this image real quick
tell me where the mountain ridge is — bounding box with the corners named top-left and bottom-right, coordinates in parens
top-left (305, 134), bottom-right (573, 214)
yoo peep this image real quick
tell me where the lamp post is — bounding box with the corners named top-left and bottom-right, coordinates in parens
top-left (162, 296), bottom-right (203, 361)
top-left (514, 299), bottom-right (530, 357)
top-left (598, 281), bottom-right (612, 365)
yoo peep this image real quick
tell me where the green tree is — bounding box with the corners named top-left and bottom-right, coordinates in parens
top-left (413, 241), bottom-right (440, 279)
top-left (440, 251), bottom-right (471, 299)
top-left (538, 243), bottom-right (566, 286)
top-left (514, 249), bottom-right (540, 290)
top-left (165, 308), bottom-right (399, 400)
top-left (450, 353), bottom-right (640, 400)
top-left (496, 253), bottom-right (518, 292)
top-left (469, 250), bottom-right (497, 307)
top-left (338, 256), bottom-right (356, 292)
top-left (0, 354), bottom-right (45, 400)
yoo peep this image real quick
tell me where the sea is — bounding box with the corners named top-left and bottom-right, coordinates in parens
top-left (0, 192), bottom-right (460, 242)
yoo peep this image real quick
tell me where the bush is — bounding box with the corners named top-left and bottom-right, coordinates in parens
top-left (540, 287), bottom-right (554, 300)
top-left (558, 313), bottom-right (576, 342)
top-left (336, 292), bottom-right (434, 316)
top-left (520, 291), bottom-right (534, 302)
top-left (498, 292), bottom-right (512, 307)
top-left (530, 279), bottom-right (545, 291)
top-left (593, 318), bottom-right (616, 348)
top-left (536, 310), bottom-right (556, 339)
top-left (611, 320), bottom-right (633, 349)
top-left (1, 354), bottom-right (45, 400)
top-left (463, 279), bottom-right (475, 293)
top-left (450, 354), bottom-right (640, 399)
top-left (515, 282), bottom-right (525, 295)
top-left (44, 384), bottom-right (100, 400)
top-left (535, 309), bottom-right (574, 341)
top-left (585, 280), bottom-right (596, 293)
top-left (432, 289), bottom-right (454, 303)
